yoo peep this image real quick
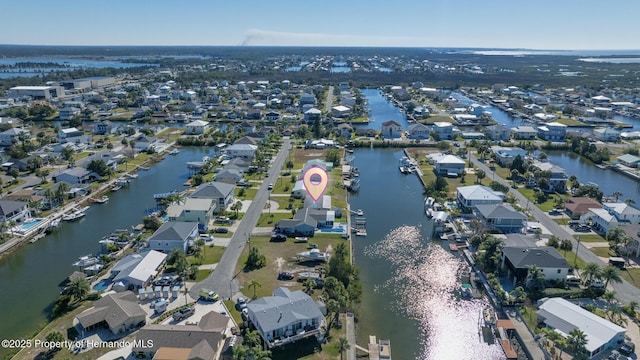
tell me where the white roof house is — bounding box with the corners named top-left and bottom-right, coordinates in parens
top-left (456, 185), bottom-right (504, 210)
top-left (112, 250), bottom-right (167, 290)
top-left (537, 297), bottom-right (626, 357)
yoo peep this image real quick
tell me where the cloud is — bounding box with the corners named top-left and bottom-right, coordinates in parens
top-left (240, 29), bottom-right (426, 47)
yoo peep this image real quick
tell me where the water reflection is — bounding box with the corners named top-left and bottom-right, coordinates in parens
top-left (366, 226), bottom-right (505, 360)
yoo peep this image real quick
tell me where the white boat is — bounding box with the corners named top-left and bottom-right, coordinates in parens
top-left (399, 166), bottom-right (408, 174)
top-left (294, 237), bottom-right (309, 243)
top-left (347, 178), bottom-right (360, 192)
top-left (94, 195), bottom-right (109, 204)
top-left (169, 148), bottom-right (180, 155)
top-left (111, 184), bottom-right (123, 192)
top-left (73, 255), bottom-right (100, 267)
top-left (63, 207), bottom-right (88, 221)
top-left (49, 218), bottom-right (61, 228)
top-left (125, 173), bottom-right (139, 179)
top-left (356, 209), bottom-right (364, 216)
top-left (424, 197), bottom-right (435, 209)
top-left (296, 249), bottom-right (330, 262)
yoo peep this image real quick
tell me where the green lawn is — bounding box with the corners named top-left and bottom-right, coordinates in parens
top-left (516, 188), bottom-right (557, 212)
top-left (563, 250), bottom-right (588, 270)
top-left (195, 269), bottom-right (213, 282)
top-left (519, 306), bottom-right (539, 333)
top-left (574, 234), bottom-right (606, 243)
top-left (621, 267), bottom-right (640, 288)
top-left (421, 115), bottom-right (454, 124)
top-left (554, 117), bottom-right (585, 126)
top-left (590, 247), bottom-right (614, 258)
top-left (188, 245), bottom-right (226, 265)
top-left (256, 213), bottom-right (292, 227)
top-left (235, 187), bottom-right (258, 200)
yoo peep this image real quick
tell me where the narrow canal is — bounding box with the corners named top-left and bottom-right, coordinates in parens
top-left (350, 89), bottom-right (505, 359)
top-left (0, 148), bottom-right (211, 351)
top-left (358, 88), bottom-right (409, 129)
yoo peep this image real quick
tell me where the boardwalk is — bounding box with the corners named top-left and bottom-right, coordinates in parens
top-left (346, 312), bottom-right (356, 360)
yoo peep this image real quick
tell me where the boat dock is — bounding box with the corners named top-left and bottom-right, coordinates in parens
top-left (346, 312), bottom-right (391, 360)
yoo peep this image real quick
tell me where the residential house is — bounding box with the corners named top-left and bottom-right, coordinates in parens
top-left (537, 297), bottom-right (626, 359)
top-left (617, 154), bottom-right (640, 168)
top-left (530, 161), bottom-right (568, 193)
top-left (291, 180), bottom-right (306, 199)
top-left (133, 311), bottom-right (230, 360)
top-left (58, 127), bottom-right (89, 144)
top-left (53, 167), bottom-right (100, 184)
top-left (226, 143), bottom-right (257, 160)
top-left (246, 287), bottom-right (325, 349)
top-left (501, 246), bottom-right (572, 286)
top-left (593, 127), bottom-right (620, 142)
top-left (110, 250), bottom-right (167, 290)
top-left (166, 198), bottom-right (215, 226)
top-left (299, 94), bottom-right (317, 107)
top-left (75, 291), bottom-right (147, 335)
top-left (381, 120), bottom-right (402, 139)
top-left (184, 120), bottom-right (209, 135)
top-left (0, 200), bottom-right (30, 223)
top-left (511, 125), bottom-right (538, 140)
top-left (337, 123), bottom-right (353, 139)
top-left (407, 122), bottom-right (431, 139)
top-left (456, 185), bottom-right (505, 211)
top-left (58, 107), bottom-right (81, 120)
top-left (190, 181), bottom-right (235, 212)
top-left (214, 168), bottom-right (243, 184)
top-left (537, 122), bottom-right (567, 141)
top-left (303, 108), bottom-right (322, 122)
top-left (491, 146), bottom-right (528, 167)
top-left (564, 197), bottom-right (602, 219)
top-left (586, 202), bottom-right (640, 233)
top-left (621, 224), bottom-right (640, 257)
top-left (148, 221), bottom-right (199, 253)
top-left (303, 158), bottom-right (333, 172)
top-left (2, 189), bottom-right (44, 206)
top-left (486, 124), bottom-right (511, 141)
top-left (223, 157), bottom-right (251, 173)
top-left (276, 217), bottom-right (316, 237)
top-left (434, 154), bottom-right (466, 177)
top-left (432, 121), bottom-right (454, 140)
top-left (132, 135), bottom-right (159, 152)
top-left (264, 110), bottom-right (281, 121)
top-left (331, 105), bottom-right (351, 118)
top-left (475, 204), bottom-right (527, 233)
top-left (0, 128), bottom-right (30, 146)
top-left (93, 120), bottom-right (115, 135)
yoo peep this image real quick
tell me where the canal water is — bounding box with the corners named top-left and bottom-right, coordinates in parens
top-left (358, 88), bottom-right (409, 130)
top-left (0, 148), bottom-right (210, 351)
top-left (351, 88), bottom-right (504, 359)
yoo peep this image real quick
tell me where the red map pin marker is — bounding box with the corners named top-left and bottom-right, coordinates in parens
top-left (302, 166), bottom-right (329, 202)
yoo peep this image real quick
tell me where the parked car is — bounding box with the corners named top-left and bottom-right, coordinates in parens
top-left (214, 227), bottom-right (229, 234)
top-left (172, 306), bottom-right (195, 321)
top-left (199, 234), bottom-right (213, 242)
top-left (235, 297), bottom-right (248, 311)
top-left (267, 183), bottom-right (273, 190)
top-left (620, 341), bottom-right (635, 355)
top-left (278, 271), bottom-right (294, 280)
top-left (153, 276), bottom-right (175, 287)
top-left (199, 290), bottom-right (219, 302)
top-left (574, 224), bottom-right (591, 232)
top-left (270, 234), bottom-right (287, 242)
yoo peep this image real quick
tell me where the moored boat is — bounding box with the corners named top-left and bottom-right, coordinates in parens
top-left (94, 195), bottom-right (109, 204)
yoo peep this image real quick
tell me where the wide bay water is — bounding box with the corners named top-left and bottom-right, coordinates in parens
top-left (0, 148), bottom-right (210, 355)
top-left (0, 57), bottom-right (156, 78)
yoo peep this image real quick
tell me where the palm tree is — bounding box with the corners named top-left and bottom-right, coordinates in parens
top-left (476, 169), bottom-right (486, 184)
top-left (612, 191), bottom-right (623, 201)
top-left (337, 337), bottom-right (351, 360)
top-left (566, 328), bottom-right (587, 358)
top-left (526, 265), bottom-right (545, 291)
top-left (601, 265), bottom-right (623, 288)
top-left (602, 290), bottom-right (617, 307)
top-left (303, 279), bottom-right (315, 295)
top-left (233, 200), bottom-right (243, 217)
top-left (559, 239), bottom-right (573, 255)
top-left (67, 277), bottom-right (90, 303)
top-left (580, 262), bottom-right (603, 285)
top-left (248, 279), bottom-right (261, 299)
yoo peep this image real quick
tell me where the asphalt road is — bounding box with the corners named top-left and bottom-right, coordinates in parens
top-left (190, 138), bottom-right (293, 300)
top-left (469, 152), bottom-right (640, 304)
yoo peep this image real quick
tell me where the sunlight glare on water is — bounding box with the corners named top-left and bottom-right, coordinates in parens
top-left (366, 225), bottom-right (505, 360)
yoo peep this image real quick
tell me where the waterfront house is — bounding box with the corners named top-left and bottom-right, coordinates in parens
top-left (0, 200), bottom-right (30, 223)
top-left (475, 204), bottom-right (527, 233)
top-left (184, 119), bottom-right (209, 135)
top-left (215, 168), bottom-right (244, 184)
top-left (381, 120), bottom-right (402, 139)
top-left (190, 181), bottom-right (235, 211)
top-left (331, 105), bottom-right (351, 118)
top-left (234, 135), bottom-right (260, 146)
top-left (537, 297), bottom-right (626, 359)
top-left (617, 154), bottom-right (640, 168)
top-left (75, 291), bottom-right (147, 336)
top-left (501, 246), bottom-right (572, 287)
top-left (166, 198), bottom-right (215, 226)
top-left (59, 127), bottom-right (89, 144)
top-left (564, 197), bottom-right (602, 219)
top-left (133, 311), bottom-right (230, 360)
top-left (305, 139), bottom-right (336, 150)
top-left (407, 122), bottom-right (431, 139)
top-left (337, 123), bottom-right (353, 139)
top-left (434, 154), bottom-right (466, 177)
top-left (586, 202), bottom-right (640, 233)
top-left (148, 221), bottom-right (199, 253)
top-left (491, 146), bottom-right (528, 167)
top-left (276, 217), bottom-right (316, 237)
top-left (58, 107), bottom-right (81, 120)
top-left (511, 125), bottom-right (538, 140)
top-left (456, 185), bottom-right (505, 212)
top-left (530, 161), bottom-right (568, 193)
top-left (432, 121), bottom-right (454, 140)
top-left (111, 250), bottom-right (167, 290)
top-left (0, 127), bottom-right (30, 146)
top-left (303, 108), bottom-right (322, 122)
top-left (303, 158), bottom-right (334, 172)
top-left (246, 287), bottom-right (325, 349)
top-left (93, 120), bottom-right (115, 135)
top-left (593, 127), bottom-right (620, 142)
top-left (486, 124), bottom-right (511, 141)
top-left (223, 157), bottom-right (251, 173)
top-left (226, 143), bottom-right (257, 160)
top-left (537, 122), bottom-right (567, 141)
top-left (53, 167), bottom-right (100, 184)
top-left (236, 121), bottom-right (256, 134)
top-left (132, 135), bottom-right (159, 152)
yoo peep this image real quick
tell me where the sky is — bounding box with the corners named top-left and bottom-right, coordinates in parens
top-left (2, 0), bottom-right (639, 50)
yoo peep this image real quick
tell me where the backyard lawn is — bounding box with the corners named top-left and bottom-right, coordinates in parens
top-left (256, 213), bottom-right (292, 227)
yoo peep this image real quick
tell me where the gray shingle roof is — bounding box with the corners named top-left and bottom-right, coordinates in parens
top-left (503, 246), bottom-right (570, 269)
top-left (247, 287), bottom-right (323, 334)
top-left (475, 204), bottom-right (527, 220)
top-left (190, 181), bottom-right (235, 199)
top-left (150, 221), bottom-right (197, 241)
top-left (76, 291), bottom-right (146, 330)
top-left (0, 200), bottom-right (27, 216)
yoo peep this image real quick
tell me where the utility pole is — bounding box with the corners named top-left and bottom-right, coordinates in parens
top-left (574, 236), bottom-right (581, 267)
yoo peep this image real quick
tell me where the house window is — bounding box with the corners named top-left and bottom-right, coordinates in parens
top-left (557, 269), bottom-right (561, 273)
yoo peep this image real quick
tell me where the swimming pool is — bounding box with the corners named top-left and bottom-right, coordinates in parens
top-left (20, 218), bottom-right (43, 231)
top-left (318, 223), bottom-right (347, 233)
top-left (93, 279), bottom-right (112, 291)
